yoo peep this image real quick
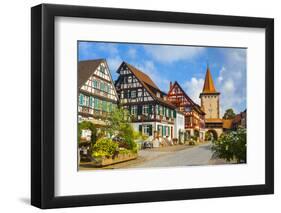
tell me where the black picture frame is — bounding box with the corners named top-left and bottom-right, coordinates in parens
top-left (31, 3), bottom-right (274, 209)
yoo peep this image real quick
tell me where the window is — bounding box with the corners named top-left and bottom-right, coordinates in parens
top-left (138, 88), bottom-right (142, 97)
top-left (100, 82), bottom-right (104, 91)
top-left (128, 76), bottom-right (132, 83)
top-left (92, 79), bottom-right (97, 88)
top-left (100, 65), bottom-right (105, 74)
top-left (143, 125), bottom-right (152, 136)
top-left (131, 90), bottom-right (136, 98)
top-left (84, 95), bottom-right (89, 106)
top-left (143, 105), bottom-right (148, 114)
top-left (131, 105), bottom-right (137, 115)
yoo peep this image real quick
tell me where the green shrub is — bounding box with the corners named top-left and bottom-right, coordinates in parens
top-left (92, 138), bottom-right (118, 158)
top-left (212, 128), bottom-right (246, 163)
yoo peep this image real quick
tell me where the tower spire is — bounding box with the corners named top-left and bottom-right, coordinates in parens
top-left (202, 64), bottom-right (217, 93)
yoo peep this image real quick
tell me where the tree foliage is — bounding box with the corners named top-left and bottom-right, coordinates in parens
top-left (212, 128), bottom-right (246, 163)
top-left (92, 138), bottom-right (118, 158)
top-left (105, 107), bottom-right (138, 150)
top-left (223, 108), bottom-right (236, 119)
top-left (78, 121), bottom-right (97, 144)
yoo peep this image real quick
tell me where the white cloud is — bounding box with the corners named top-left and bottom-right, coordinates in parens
top-left (143, 45), bottom-right (205, 63)
top-left (216, 48), bottom-right (247, 115)
top-left (183, 77), bottom-right (204, 104)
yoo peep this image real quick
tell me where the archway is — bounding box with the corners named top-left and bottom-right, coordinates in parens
top-left (206, 129), bottom-right (218, 141)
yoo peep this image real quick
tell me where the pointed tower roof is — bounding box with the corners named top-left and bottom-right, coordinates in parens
top-left (202, 65), bottom-right (218, 94)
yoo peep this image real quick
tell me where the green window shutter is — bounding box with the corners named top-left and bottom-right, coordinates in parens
top-left (100, 82), bottom-right (104, 91)
top-left (94, 98), bottom-right (98, 109)
top-left (167, 126), bottom-right (170, 136)
top-left (108, 103), bottom-right (112, 112)
top-left (137, 105), bottom-right (142, 115)
top-left (168, 109), bottom-right (171, 118)
top-left (139, 125), bottom-right (142, 133)
top-left (149, 125), bottom-right (152, 136)
top-left (173, 110), bottom-right (176, 118)
top-left (89, 97), bottom-right (93, 107)
top-left (148, 105), bottom-right (152, 114)
top-left (102, 101), bottom-right (106, 111)
top-left (79, 94), bottom-right (83, 105)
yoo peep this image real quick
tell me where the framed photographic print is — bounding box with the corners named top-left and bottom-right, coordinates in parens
top-left (31, 3), bottom-right (274, 209)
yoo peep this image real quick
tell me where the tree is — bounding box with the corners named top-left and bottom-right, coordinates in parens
top-left (223, 108), bottom-right (236, 119)
top-left (78, 121), bottom-right (97, 145)
top-left (211, 127), bottom-right (246, 163)
top-left (105, 107), bottom-right (138, 150)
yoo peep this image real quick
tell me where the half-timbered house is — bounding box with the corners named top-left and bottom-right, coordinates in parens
top-left (115, 62), bottom-right (177, 139)
top-left (78, 59), bottom-right (118, 126)
top-left (167, 81), bottom-right (205, 140)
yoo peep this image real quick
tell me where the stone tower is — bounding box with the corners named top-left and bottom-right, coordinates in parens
top-left (200, 65), bottom-right (220, 119)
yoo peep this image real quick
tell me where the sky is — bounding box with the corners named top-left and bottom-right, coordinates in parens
top-left (78, 41), bottom-right (247, 116)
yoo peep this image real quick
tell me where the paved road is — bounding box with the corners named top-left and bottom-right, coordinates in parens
top-left (130, 142), bottom-right (214, 168)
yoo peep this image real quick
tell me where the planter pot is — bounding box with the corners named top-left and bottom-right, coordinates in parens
top-left (91, 152), bottom-right (138, 167)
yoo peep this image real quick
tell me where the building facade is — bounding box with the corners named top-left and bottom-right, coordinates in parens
top-left (167, 81), bottom-right (205, 141)
top-left (115, 62), bottom-right (177, 140)
top-left (78, 59), bottom-right (118, 126)
top-left (174, 110), bottom-right (185, 143)
top-left (199, 65), bottom-right (223, 139)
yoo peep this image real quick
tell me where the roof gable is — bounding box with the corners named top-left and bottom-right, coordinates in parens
top-left (78, 59), bottom-right (104, 88)
top-left (168, 81), bottom-right (205, 114)
top-left (120, 62), bottom-right (175, 109)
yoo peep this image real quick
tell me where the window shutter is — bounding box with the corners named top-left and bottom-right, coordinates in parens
top-left (137, 105), bottom-right (142, 115)
top-left (139, 125), bottom-right (142, 133)
top-left (79, 94), bottom-right (83, 105)
top-left (173, 110), bottom-right (176, 118)
top-left (148, 125), bottom-right (152, 136)
top-left (89, 97), bottom-right (93, 107)
top-left (148, 105), bottom-right (152, 114)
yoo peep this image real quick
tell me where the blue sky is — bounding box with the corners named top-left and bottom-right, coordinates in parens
top-left (78, 41), bottom-right (247, 116)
